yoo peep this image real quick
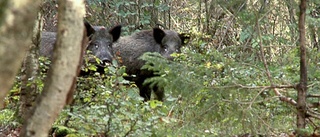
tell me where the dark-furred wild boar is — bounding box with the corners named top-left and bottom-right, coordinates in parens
top-left (40, 22), bottom-right (121, 72)
top-left (40, 32), bottom-right (56, 58)
top-left (113, 27), bottom-right (189, 101)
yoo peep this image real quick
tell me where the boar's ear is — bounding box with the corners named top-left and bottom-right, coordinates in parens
top-left (179, 33), bottom-right (190, 45)
top-left (153, 28), bottom-right (166, 44)
top-left (109, 25), bottom-right (121, 42)
top-left (84, 21), bottom-right (95, 40)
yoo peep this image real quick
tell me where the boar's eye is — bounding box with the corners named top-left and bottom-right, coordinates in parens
top-left (94, 44), bottom-right (99, 49)
top-left (163, 44), bottom-right (168, 52)
top-left (108, 43), bottom-right (112, 48)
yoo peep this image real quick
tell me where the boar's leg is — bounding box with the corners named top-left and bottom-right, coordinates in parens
top-left (136, 78), bottom-right (152, 101)
top-left (135, 76), bottom-right (164, 101)
top-left (153, 85), bottom-right (164, 102)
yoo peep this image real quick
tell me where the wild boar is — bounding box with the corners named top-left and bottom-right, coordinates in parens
top-left (113, 27), bottom-right (189, 101)
top-left (40, 22), bottom-right (121, 74)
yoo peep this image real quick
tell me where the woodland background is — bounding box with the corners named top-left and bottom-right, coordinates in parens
top-left (0, 0), bottom-right (319, 136)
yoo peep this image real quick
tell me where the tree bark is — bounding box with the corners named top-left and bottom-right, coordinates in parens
top-left (0, 0), bottom-right (42, 109)
top-left (296, 0), bottom-right (307, 132)
top-left (20, 0), bottom-right (85, 136)
top-left (19, 11), bottom-right (43, 123)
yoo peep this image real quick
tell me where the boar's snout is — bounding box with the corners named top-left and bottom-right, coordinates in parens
top-left (100, 57), bottom-right (112, 66)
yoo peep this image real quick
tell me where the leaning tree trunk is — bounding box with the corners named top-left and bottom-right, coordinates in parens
top-left (296, 0), bottom-right (307, 134)
top-left (0, 0), bottom-right (42, 109)
top-left (20, 0), bottom-right (85, 136)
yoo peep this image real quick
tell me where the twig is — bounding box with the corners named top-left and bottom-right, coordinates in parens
top-left (307, 94), bottom-right (320, 98)
top-left (307, 102), bottom-right (320, 108)
top-left (248, 87), bottom-right (268, 108)
top-left (123, 119), bottom-right (138, 137)
top-left (211, 83), bottom-right (296, 90)
top-left (306, 108), bottom-right (320, 120)
top-left (235, 83), bottom-right (296, 89)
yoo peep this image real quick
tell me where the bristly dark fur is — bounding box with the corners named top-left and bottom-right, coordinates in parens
top-left (40, 21), bottom-right (122, 75)
top-left (113, 28), bottom-right (190, 101)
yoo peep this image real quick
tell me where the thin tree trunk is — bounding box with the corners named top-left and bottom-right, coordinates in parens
top-left (168, 0), bottom-right (171, 29)
top-left (151, 0), bottom-right (159, 27)
top-left (296, 0), bottom-right (307, 133)
top-left (309, 6), bottom-right (319, 51)
top-left (198, 0), bottom-right (201, 32)
top-left (20, 0), bottom-right (85, 136)
top-left (163, 0), bottom-right (167, 27)
top-left (19, 11), bottom-right (43, 123)
top-left (310, 26), bottom-right (319, 51)
top-left (286, 0), bottom-right (297, 43)
top-left (0, 0), bottom-right (42, 109)
top-left (204, 0), bottom-right (209, 33)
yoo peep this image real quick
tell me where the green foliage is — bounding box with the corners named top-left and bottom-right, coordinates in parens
top-left (138, 41), bottom-right (316, 135)
top-left (51, 126), bottom-right (76, 137)
top-left (0, 109), bottom-right (18, 128)
top-left (86, 0), bottom-right (170, 35)
top-left (51, 60), bottom-right (167, 136)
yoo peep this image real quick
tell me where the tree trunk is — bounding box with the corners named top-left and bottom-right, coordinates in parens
top-left (296, 0), bottom-right (307, 133)
top-left (20, 0), bottom-right (85, 136)
top-left (309, 5), bottom-right (319, 51)
top-left (19, 11), bottom-right (43, 123)
top-left (286, 0), bottom-right (297, 43)
top-left (0, 0), bottom-right (42, 109)
top-left (198, 0), bottom-right (201, 32)
top-left (204, 0), bottom-right (209, 33)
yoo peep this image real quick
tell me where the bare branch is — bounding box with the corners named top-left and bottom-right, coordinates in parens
top-left (306, 108), bottom-right (320, 120)
top-left (307, 94), bottom-right (320, 98)
top-left (307, 102), bottom-right (320, 108)
top-left (235, 83), bottom-right (296, 89)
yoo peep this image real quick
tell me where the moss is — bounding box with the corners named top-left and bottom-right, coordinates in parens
top-left (0, 0), bottom-right (9, 26)
top-left (51, 126), bottom-right (76, 137)
top-left (0, 109), bottom-right (18, 127)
